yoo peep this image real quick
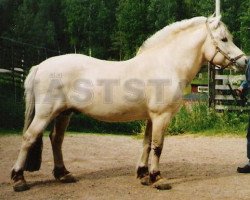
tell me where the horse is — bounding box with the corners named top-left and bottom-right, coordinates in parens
top-left (11, 15), bottom-right (247, 192)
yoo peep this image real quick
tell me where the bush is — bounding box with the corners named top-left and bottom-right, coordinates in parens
top-left (0, 83), bottom-right (144, 134)
top-left (0, 82), bottom-right (247, 136)
top-left (168, 102), bottom-right (249, 135)
top-left (0, 84), bottom-right (24, 131)
top-left (69, 114), bottom-right (144, 134)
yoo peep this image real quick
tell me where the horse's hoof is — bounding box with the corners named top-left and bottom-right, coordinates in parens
top-left (152, 179), bottom-right (172, 190)
top-left (13, 179), bottom-right (30, 192)
top-left (58, 173), bottom-right (77, 183)
top-left (140, 175), bottom-right (151, 186)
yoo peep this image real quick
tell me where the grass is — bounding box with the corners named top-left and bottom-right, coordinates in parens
top-left (133, 130), bottom-right (246, 140)
top-left (0, 102), bottom-right (248, 138)
top-left (0, 129), bottom-right (21, 136)
top-left (168, 102), bottom-right (248, 135)
top-left (1, 129), bottom-right (247, 139)
top-left (0, 130), bottom-right (137, 137)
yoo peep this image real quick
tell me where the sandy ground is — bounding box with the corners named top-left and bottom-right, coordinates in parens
top-left (1, 134), bottom-right (250, 200)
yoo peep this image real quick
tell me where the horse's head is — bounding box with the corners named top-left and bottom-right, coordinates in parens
top-left (204, 16), bottom-right (248, 70)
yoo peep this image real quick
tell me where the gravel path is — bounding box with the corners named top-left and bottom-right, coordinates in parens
top-left (1, 134), bottom-right (250, 200)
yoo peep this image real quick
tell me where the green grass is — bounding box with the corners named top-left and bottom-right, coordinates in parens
top-left (168, 102), bottom-right (248, 136)
top-left (191, 71), bottom-right (208, 85)
top-left (0, 129), bottom-right (21, 136)
top-left (133, 130), bottom-right (246, 140)
top-left (0, 102), bottom-right (248, 138)
top-left (0, 129), bottom-right (247, 139)
top-left (0, 130), bottom-right (139, 137)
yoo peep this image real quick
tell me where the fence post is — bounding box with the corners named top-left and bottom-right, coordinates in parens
top-left (216, 0), bottom-right (221, 16)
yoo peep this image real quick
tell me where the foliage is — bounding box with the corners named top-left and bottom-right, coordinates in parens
top-left (8, 0), bottom-right (64, 49)
top-left (0, 83), bottom-right (144, 134)
top-left (69, 114), bottom-right (144, 134)
top-left (168, 102), bottom-right (249, 135)
top-left (114, 0), bottom-right (150, 59)
top-left (0, 84), bottom-right (24, 131)
top-left (1, 0), bottom-right (249, 60)
top-left (239, 1), bottom-right (250, 53)
top-left (62, 0), bottom-right (116, 58)
top-left (1, 89), bottom-right (248, 135)
top-left (0, 0), bottom-right (249, 134)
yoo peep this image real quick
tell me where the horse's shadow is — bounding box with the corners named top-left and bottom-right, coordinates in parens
top-left (28, 161), bottom-right (238, 188)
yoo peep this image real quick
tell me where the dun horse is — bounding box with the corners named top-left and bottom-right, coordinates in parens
top-left (11, 16), bottom-right (247, 191)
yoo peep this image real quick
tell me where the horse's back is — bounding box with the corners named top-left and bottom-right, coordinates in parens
top-left (29, 54), bottom-right (148, 121)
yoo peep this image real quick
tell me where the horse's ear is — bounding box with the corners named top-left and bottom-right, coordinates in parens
top-left (208, 15), bottom-right (221, 29)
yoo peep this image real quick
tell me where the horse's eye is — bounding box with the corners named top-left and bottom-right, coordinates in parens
top-left (221, 37), bottom-right (228, 42)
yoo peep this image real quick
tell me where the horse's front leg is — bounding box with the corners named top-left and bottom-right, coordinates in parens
top-left (149, 113), bottom-right (173, 190)
top-left (137, 120), bottom-right (152, 185)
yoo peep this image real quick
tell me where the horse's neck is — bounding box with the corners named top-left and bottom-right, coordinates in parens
top-left (160, 24), bottom-right (207, 84)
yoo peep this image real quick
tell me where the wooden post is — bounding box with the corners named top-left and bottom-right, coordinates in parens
top-left (216, 0), bottom-right (221, 16)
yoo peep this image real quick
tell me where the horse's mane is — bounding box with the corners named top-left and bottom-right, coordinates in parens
top-left (138, 16), bottom-right (207, 54)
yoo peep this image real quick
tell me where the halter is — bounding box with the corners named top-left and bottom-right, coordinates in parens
top-left (206, 20), bottom-right (244, 69)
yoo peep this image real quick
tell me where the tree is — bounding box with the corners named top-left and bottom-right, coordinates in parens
top-left (113, 0), bottom-right (150, 59)
top-left (239, 0), bottom-right (250, 54)
top-left (0, 0), bottom-right (249, 59)
top-left (0, 0), bottom-right (22, 37)
top-left (147, 0), bottom-right (178, 33)
top-left (63, 0), bottom-right (115, 59)
top-left (186, 0), bottom-right (214, 17)
top-left (175, 0), bottom-right (189, 20)
top-left (9, 0), bottom-right (62, 49)
top-left (221, 0), bottom-right (242, 47)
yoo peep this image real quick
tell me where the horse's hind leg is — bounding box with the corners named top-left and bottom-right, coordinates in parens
top-left (49, 112), bottom-right (76, 183)
top-left (11, 115), bottom-right (51, 192)
top-left (137, 120), bottom-right (152, 185)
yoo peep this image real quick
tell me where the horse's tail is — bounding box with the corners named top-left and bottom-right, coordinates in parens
top-left (23, 65), bottom-right (38, 133)
top-left (23, 65), bottom-right (43, 172)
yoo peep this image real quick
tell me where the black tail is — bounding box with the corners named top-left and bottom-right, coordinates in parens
top-left (24, 136), bottom-right (43, 172)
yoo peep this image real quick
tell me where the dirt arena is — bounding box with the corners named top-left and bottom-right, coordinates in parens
top-left (1, 134), bottom-right (250, 200)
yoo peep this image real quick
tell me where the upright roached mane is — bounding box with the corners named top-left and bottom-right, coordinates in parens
top-left (11, 16), bottom-right (247, 192)
top-left (138, 17), bottom-right (207, 54)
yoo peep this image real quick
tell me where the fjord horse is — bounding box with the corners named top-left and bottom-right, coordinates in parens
top-left (11, 15), bottom-right (247, 191)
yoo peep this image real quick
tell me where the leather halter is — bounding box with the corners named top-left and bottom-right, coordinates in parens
top-left (206, 20), bottom-right (244, 69)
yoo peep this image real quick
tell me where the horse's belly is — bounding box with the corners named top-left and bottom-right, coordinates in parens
top-left (77, 104), bottom-right (148, 122)
top-left (89, 113), bottom-right (147, 122)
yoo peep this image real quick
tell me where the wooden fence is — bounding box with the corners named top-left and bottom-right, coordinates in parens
top-left (209, 64), bottom-right (250, 112)
top-left (0, 37), bottom-right (62, 101)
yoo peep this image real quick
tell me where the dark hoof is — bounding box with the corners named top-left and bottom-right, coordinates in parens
top-left (140, 175), bottom-right (151, 186)
top-left (13, 180), bottom-right (30, 192)
top-left (150, 171), bottom-right (172, 190)
top-left (153, 179), bottom-right (172, 190)
top-left (11, 169), bottom-right (29, 192)
top-left (237, 165), bottom-right (250, 173)
top-left (57, 173), bottom-right (77, 183)
top-left (53, 166), bottom-right (77, 183)
top-left (137, 166), bottom-right (151, 186)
